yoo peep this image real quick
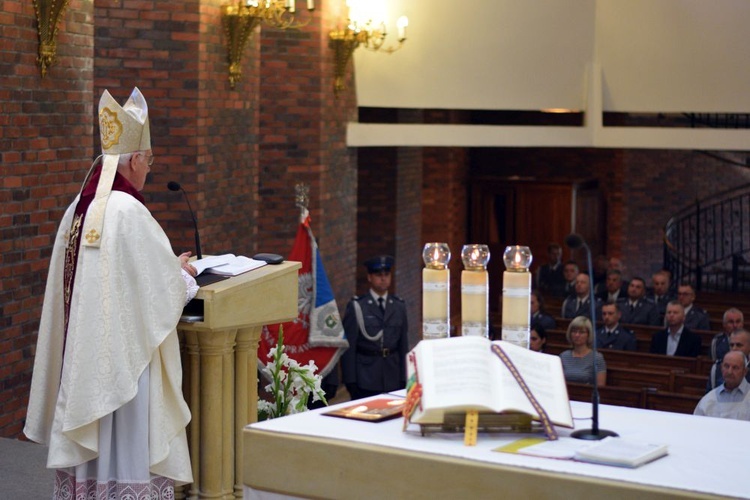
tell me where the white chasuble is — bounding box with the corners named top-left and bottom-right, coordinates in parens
top-left (25, 191), bottom-right (192, 485)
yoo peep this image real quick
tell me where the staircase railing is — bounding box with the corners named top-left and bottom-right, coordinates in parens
top-left (663, 184), bottom-right (750, 293)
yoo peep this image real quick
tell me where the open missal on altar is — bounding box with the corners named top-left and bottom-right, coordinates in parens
top-left (406, 336), bottom-right (573, 428)
top-left (191, 254), bottom-right (267, 277)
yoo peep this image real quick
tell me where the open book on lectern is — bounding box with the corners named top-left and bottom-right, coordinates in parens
top-left (405, 336), bottom-right (574, 428)
top-left (192, 254), bottom-right (267, 277)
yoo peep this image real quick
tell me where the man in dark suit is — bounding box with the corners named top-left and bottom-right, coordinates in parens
top-left (536, 243), bottom-right (565, 297)
top-left (647, 270), bottom-right (676, 323)
top-left (597, 301), bottom-right (637, 351)
top-left (561, 273), bottom-right (602, 320)
top-left (617, 277), bottom-right (660, 326)
top-left (341, 255), bottom-right (410, 400)
top-left (677, 284), bottom-right (711, 331)
top-left (650, 301), bottom-right (702, 357)
top-left (595, 269), bottom-right (628, 303)
top-left (560, 260), bottom-right (579, 298)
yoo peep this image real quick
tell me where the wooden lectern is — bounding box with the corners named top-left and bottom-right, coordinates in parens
top-left (177, 261), bottom-right (301, 499)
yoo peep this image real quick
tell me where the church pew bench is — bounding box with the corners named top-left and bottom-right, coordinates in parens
top-left (642, 390), bottom-right (702, 415)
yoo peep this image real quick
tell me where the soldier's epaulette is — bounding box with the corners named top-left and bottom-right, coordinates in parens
top-left (391, 295), bottom-right (405, 303)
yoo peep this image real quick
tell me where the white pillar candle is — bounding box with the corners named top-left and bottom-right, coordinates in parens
top-left (461, 269), bottom-right (488, 337)
top-left (501, 245), bottom-right (532, 348)
top-left (423, 267), bottom-right (450, 340)
top-left (501, 270), bottom-right (531, 348)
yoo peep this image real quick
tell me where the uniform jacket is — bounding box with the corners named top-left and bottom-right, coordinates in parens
top-left (684, 306), bottom-right (711, 331)
top-left (531, 311), bottom-right (557, 333)
top-left (596, 324), bottom-right (637, 351)
top-left (561, 295), bottom-right (602, 321)
top-left (341, 293), bottom-right (409, 392)
top-left (617, 297), bottom-right (660, 326)
top-left (646, 291), bottom-right (676, 323)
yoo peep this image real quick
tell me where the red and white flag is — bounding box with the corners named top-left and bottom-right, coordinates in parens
top-left (258, 209), bottom-right (347, 379)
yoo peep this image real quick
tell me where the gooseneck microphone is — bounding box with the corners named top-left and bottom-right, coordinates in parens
top-left (167, 181), bottom-right (203, 260)
top-left (565, 233), bottom-right (618, 440)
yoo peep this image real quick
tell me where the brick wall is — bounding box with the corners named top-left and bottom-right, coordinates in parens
top-left (423, 145), bottom-right (469, 337)
top-left (0, 0), bottom-right (355, 438)
top-left (93, 0), bottom-right (261, 257)
top-left (355, 145), bottom-right (425, 348)
top-left (254, 5), bottom-right (356, 311)
top-left (0, 0), bottom-right (94, 437)
top-left (396, 147), bottom-right (423, 348)
top-left (356, 146), bottom-right (397, 286)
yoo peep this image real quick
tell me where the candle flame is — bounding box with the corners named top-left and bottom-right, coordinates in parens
top-left (514, 251), bottom-right (521, 265)
top-left (433, 248), bottom-right (440, 261)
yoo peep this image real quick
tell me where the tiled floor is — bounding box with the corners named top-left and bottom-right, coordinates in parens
top-left (0, 437), bottom-right (55, 499)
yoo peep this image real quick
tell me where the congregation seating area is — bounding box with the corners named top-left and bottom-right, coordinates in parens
top-left (490, 290), bottom-right (750, 415)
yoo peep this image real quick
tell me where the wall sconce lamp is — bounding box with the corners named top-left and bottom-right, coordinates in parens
top-left (329, 2), bottom-right (408, 95)
top-left (32, 0), bottom-right (71, 77)
top-left (221, 0), bottom-right (315, 89)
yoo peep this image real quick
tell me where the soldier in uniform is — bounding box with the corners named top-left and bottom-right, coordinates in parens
top-left (341, 255), bottom-right (409, 400)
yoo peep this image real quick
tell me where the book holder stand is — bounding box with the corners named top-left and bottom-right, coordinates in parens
top-left (417, 411), bottom-right (545, 445)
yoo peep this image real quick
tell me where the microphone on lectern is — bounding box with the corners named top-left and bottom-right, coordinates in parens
top-left (565, 233), bottom-right (618, 440)
top-left (167, 181), bottom-right (203, 260)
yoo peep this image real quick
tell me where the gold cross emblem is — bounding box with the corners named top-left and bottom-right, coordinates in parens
top-left (85, 229), bottom-right (100, 244)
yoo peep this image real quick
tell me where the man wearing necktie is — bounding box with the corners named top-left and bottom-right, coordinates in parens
top-left (617, 277), bottom-right (660, 326)
top-left (596, 302), bottom-right (637, 351)
top-left (561, 273), bottom-right (602, 320)
top-left (341, 255), bottom-right (410, 400)
top-left (647, 270), bottom-right (676, 324)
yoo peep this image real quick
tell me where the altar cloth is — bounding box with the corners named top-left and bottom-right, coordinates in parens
top-left (244, 393), bottom-right (749, 499)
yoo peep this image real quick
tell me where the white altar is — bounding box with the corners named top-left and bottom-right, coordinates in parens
top-left (243, 393), bottom-right (749, 499)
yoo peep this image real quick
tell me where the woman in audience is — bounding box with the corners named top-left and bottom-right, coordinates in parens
top-left (530, 326), bottom-right (548, 353)
top-left (560, 316), bottom-right (606, 385)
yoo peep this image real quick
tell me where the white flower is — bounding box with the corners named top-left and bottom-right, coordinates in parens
top-left (257, 325), bottom-right (328, 420)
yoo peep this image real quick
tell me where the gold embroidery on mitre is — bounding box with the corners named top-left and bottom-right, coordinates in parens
top-left (99, 107), bottom-right (122, 150)
top-left (84, 228), bottom-right (100, 244)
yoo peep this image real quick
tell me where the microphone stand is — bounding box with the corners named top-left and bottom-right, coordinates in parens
top-left (168, 181), bottom-right (202, 260)
top-left (567, 234), bottom-right (618, 440)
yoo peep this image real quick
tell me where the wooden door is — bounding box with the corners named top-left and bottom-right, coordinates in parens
top-left (470, 180), bottom-right (573, 312)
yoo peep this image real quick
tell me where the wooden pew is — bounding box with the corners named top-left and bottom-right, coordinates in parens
top-left (568, 383), bottom-right (702, 415)
top-left (566, 382), bottom-right (644, 409)
top-left (642, 390), bottom-right (702, 415)
top-left (606, 366), bottom-right (673, 391)
top-left (670, 372), bottom-right (709, 396)
top-left (599, 348), bottom-right (700, 374)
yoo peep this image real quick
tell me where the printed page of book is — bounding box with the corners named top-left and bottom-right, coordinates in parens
top-left (488, 341), bottom-right (574, 427)
top-left (205, 255), bottom-right (266, 276)
top-left (417, 336), bottom-right (499, 414)
top-left (192, 254), bottom-right (236, 275)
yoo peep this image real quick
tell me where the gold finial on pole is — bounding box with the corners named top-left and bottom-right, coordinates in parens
top-left (295, 183), bottom-right (309, 217)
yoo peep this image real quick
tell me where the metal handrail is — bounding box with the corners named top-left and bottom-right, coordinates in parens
top-left (663, 184), bottom-right (750, 293)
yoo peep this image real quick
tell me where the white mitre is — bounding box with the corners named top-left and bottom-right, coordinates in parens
top-left (80, 87), bottom-right (152, 248)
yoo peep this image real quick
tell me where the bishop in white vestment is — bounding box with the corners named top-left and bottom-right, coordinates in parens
top-left (24, 88), bottom-right (197, 499)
